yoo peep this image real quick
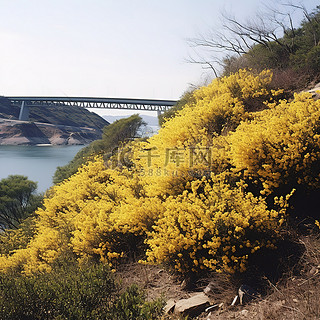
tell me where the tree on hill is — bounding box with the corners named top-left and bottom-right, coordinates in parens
top-left (189, 3), bottom-right (320, 87)
top-left (53, 114), bottom-right (146, 184)
top-left (0, 175), bottom-right (42, 230)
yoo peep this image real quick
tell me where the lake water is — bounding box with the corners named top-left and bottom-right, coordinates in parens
top-left (0, 145), bottom-right (84, 193)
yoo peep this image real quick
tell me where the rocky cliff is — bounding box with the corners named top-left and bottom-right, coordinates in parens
top-left (0, 119), bottom-right (103, 145)
top-left (0, 97), bottom-right (109, 145)
top-left (0, 97), bottom-right (108, 128)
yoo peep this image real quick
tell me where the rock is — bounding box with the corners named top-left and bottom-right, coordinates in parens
top-left (309, 266), bottom-right (319, 275)
top-left (239, 309), bottom-right (249, 316)
top-left (164, 299), bottom-right (176, 314)
top-left (203, 282), bottom-right (214, 295)
top-left (307, 85), bottom-right (320, 100)
top-left (204, 286), bottom-right (212, 295)
top-left (0, 119), bottom-right (102, 145)
top-left (174, 292), bottom-right (210, 317)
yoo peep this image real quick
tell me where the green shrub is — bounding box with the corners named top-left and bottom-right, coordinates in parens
top-left (53, 114), bottom-right (146, 184)
top-left (0, 262), bottom-right (164, 320)
top-left (112, 284), bottom-right (164, 320)
top-left (0, 175), bottom-right (43, 230)
top-left (0, 216), bottom-right (36, 255)
top-left (221, 6), bottom-right (320, 84)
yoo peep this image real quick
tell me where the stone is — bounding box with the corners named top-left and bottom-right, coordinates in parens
top-left (203, 284), bottom-right (212, 295)
top-left (239, 309), bottom-right (249, 316)
top-left (174, 292), bottom-right (210, 317)
top-left (203, 282), bottom-right (215, 295)
top-left (307, 86), bottom-right (320, 100)
top-left (309, 266), bottom-right (319, 275)
top-left (164, 299), bottom-right (176, 314)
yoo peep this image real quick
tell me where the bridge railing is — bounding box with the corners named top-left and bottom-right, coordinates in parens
top-left (8, 97), bottom-right (176, 110)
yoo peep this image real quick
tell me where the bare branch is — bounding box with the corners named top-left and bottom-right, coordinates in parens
top-left (187, 1), bottom-right (316, 76)
top-left (186, 54), bottom-right (220, 78)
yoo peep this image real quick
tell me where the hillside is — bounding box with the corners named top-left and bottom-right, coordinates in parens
top-left (1, 3), bottom-right (320, 318)
top-left (0, 119), bottom-right (103, 145)
top-left (1, 70), bottom-right (320, 319)
top-left (0, 96), bottom-right (109, 145)
top-left (103, 114), bottom-right (159, 127)
top-left (0, 96), bottom-right (108, 128)
top-left (190, 5), bottom-right (320, 92)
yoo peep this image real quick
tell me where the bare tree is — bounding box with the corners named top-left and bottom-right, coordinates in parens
top-left (187, 1), bottom-right (315, 76)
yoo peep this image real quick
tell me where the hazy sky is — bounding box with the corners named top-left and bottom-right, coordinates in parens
top-left (0, 0), bottom-right (319, 105)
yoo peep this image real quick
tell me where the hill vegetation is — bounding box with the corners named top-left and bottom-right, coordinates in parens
top-left (53, 114), bottom-right (146, 184)
top-left (221, 5), bottom-right (320, 80)
top-left (177, 4), bottom-right (320, 122)
top-left (0, 69), bottom-right (320, 319)
top-left (0, 4), bottom-right (320, 319)
top-left (0, 175), bottom-right (42, 231)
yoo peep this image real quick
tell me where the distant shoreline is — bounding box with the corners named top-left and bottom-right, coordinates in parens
top-left (0, 119), bottom-right (102, 146)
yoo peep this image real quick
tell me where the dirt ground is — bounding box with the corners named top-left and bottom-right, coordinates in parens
top-left (114, 234), bottom-right (320, 320)
top-left (115, 262), bottom-right (190, 301)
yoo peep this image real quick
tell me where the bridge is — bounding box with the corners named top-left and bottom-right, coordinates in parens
top-left (7, 96), bottom-right (177, 121)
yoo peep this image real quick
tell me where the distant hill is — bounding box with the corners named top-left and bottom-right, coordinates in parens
top-left (0, 97), bottom-right (109, 145)
top-left (0, 97), bottom-right (109, 129)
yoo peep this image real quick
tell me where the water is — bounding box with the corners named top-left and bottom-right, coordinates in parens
top-left (0, 145), bottom-right (84, 193)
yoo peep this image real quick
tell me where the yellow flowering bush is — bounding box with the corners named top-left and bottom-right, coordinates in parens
top-left (0, 217), bottom-right (35, 256)
top-left (0, 69), bottom-right (307, 277)
top-left (147, 69), bottom-right (278, 149)
top-left (0, 158), bottom-right (164, 274)
top-left (133, 69), bottom-right (282, 198)
top-left (228, 92), bottom-right (320, 195)
top-left (145, 175), bottom-right (288, 275)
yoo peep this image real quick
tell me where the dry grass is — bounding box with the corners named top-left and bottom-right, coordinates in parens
top-left (199, 233), bottom-right (320, 320)
top-left (270, 68), bottom-right (311, 93)
top-left (114, 262), bottom-right (189, 302)
top-left (113, 230), bottom-right (320, 320)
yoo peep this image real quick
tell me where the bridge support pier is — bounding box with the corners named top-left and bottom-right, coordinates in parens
top-left (18, 101), bottom-right (29, 121)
